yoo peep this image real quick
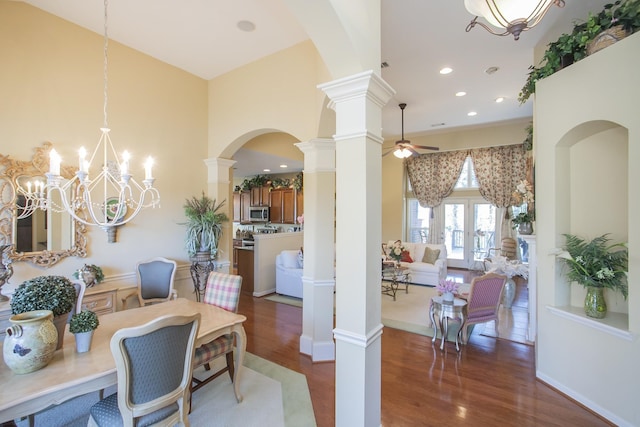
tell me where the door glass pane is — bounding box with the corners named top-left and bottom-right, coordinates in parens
top-left (472, 203), bottom-right (496, 261)
top-left (444, 203), bottom-right (465, 260)
top-left (407, 199), bottom-right (430, 243)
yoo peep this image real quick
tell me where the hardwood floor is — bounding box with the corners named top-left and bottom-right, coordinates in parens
top-left (239, 269), bottom-right (613, 427)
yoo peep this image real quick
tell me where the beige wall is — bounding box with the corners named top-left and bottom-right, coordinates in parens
top-left (536, 32), bottom-right (639, 426)
top-left (381, 119), bottom-right (530, 243)
top-left (0, 2), bottom-right (209, 290)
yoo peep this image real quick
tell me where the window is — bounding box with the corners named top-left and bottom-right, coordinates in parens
top-left (406, 199), bottom-right (431, 243)
top-left (454, 156), bottom-right (478, 189)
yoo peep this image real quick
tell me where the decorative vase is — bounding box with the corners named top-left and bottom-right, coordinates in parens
top-left (518, 222), bottom-right (533, 235)
top-left (74, 331), bottom-right (94, 353)
top-left (79, 267), bottom-right (97, 288)
top-left (442, 292), bottom-right (454, 302)
top-left (584, 286), bottom-right (607, 319)
top-left (52, 314), bottom-right (68, 350)
top-left (502, 278), bottom-right (516, 309)
top-left (3, 310), bottom-right (58, 374)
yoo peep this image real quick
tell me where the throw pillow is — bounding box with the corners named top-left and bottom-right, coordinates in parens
top-left (400, 250), bottom-right (413, 263)
top-left (422, 247), bottom-right (440, 264)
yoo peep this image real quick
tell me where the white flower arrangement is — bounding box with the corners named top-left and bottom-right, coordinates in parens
top-left (388, 240), bottom-right (405, 262)
top-left (485, 255), bottom-right (529, 279)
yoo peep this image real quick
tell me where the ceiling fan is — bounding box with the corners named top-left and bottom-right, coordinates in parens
top-left (383, 103), bottom-right (439, 158)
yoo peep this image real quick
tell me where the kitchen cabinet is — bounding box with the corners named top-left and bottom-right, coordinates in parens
top-left (233, 239), bottom-right (242, 269)
top-left (296, 190), bottom-right (303, 219)
top-left (235, 247), bottom-right (254, 294)
top-left (282, 189), bottom-right (295, 224)
top-left (270, 189), bottom-right (283, 223)
top-left (250, 186), bottom-right (270, 207)
top-left (233, 191), bottom-right (251, 223)
top-left (270, 188), bottom-right (299, 224)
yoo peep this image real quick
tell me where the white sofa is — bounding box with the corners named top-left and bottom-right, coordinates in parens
top-left (386, 241), bottom-right (447, 286)
top-left (275, 250), bottom-right (303, 298)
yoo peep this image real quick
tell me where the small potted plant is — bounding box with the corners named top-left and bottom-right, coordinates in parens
top-left (72, 264), bottom-right (104, 288)
top-left (69, 310), bottom-right (99, 353)
top-left (555, 234), bottom-right (628, 318)
top-left (10, 275), bottom-right (77, 350)
top-left (511, 212), bottom-right (535, 235)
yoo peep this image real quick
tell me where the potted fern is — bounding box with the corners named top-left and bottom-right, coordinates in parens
top-left (69, 310), bottom-right (99, 353)
top-left (183, 192), bottom-right (229, 260)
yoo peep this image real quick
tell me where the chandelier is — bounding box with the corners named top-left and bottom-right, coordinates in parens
top-left (17, 0), bottom-right (159, 241)
top-left (464, 0), bottom-right (565, 40)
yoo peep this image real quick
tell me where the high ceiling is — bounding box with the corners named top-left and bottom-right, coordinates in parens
top-left (23, 0), bottom-right (610, 176)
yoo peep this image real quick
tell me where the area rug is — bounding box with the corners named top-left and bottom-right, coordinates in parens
top-left (16, 352), bottom-right (316, 427)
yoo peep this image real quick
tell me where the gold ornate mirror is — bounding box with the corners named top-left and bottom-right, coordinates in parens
top-left (0, 142), bottom-right (87, 267)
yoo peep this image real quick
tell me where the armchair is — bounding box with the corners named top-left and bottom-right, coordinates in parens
top-left (460, 273), bottom-right (507, 344)
top-left (275, 250), bottom-right (303, 298)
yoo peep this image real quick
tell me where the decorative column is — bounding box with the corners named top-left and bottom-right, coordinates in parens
top-left (296, 138), bottom-right (336, 361)
top-left (203, 157), bottom-right (236, 274)
top-left (320, 70), bottom-right (394, 427)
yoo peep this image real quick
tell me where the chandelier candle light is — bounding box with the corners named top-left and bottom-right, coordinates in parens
top-left (18, 0), bottom-right (160, 242)
top-left (464, 0), bottom-right (565, 40)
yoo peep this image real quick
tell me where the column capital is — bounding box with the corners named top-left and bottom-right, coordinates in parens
top-left (318, 70), bottom-right (395, 110)
top-left (296, 139), bottom-right (336, 173)
top-left (204, 157), bottom-right (236, 184)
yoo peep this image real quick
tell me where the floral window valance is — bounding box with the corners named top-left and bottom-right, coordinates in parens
top-left (406, 144), bottom-right (527, 209)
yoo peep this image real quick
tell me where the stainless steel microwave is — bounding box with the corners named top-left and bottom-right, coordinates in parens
top-left (249, 206), bottom-right (269, 222)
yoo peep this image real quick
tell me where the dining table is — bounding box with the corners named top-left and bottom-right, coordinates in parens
top-left (0, 298), bottom-right (247, 424)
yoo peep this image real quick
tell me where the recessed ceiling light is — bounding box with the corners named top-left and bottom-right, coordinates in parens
top-left (237, 20), bottom-right (256, 32)
top-left (279, 164), bottom-right (288, 168)
top-left (263, 168), bottom-right (271, 172)
top-left (495, 97), bottom-right (505, 103)
top-left (456, 91), bottom-right (467, 97)
top-left (440, 67), bottom-right (453, 75)
top-left (467, 111), bottom-right (477, 117)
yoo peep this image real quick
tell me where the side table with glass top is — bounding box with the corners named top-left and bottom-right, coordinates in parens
top-left (381, 262), bottom-right (410, 301)
top-left (429, 296), bottom-right (467, 351)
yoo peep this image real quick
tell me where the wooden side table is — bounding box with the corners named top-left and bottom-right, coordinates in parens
top-left (429, 296), bottom-right (467, 351)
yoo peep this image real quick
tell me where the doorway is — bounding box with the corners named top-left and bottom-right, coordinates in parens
top-left (443, 198), bottom-right (496, 269)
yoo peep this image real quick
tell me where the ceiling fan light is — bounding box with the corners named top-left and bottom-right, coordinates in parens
top-left (464, 0), bottom-right (564, 40)
top-left (393, 149), bottom-right (405, 159)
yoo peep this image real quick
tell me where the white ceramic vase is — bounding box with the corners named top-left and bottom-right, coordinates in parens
top-left (443, 292), bottom-right (455, 302)
top-left (74, 331), bottom-right (94, 353)
top-left (502, 278), bottom-right (516, 309)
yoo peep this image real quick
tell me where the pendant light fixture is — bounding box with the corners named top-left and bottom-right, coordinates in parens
top-left (464, 0), bottom-right (565, 40)
top-left (18, 0), bottom-right (160, 242)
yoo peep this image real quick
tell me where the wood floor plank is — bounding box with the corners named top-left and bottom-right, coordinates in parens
top-left (238, 268), bottom-right (613, 426)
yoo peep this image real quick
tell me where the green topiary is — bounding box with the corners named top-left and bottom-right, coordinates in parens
top-left (10, 275), bottom-right (77, 317)
top-left (69, 310), bottom-right (99, 334)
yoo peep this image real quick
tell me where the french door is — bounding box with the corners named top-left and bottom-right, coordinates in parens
top-left (442, 198), bottom-right (496, 269)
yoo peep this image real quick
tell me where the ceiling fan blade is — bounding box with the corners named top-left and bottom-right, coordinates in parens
top-left (412, 144), bottom-right (440, 151)
top-left (382, 148), bottom-right (395, 157)
top-left (407, 146), bottom-right (420, 157)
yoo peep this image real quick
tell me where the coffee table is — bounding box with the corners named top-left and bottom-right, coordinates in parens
top-left (381, 264), bottom-right (410, 301)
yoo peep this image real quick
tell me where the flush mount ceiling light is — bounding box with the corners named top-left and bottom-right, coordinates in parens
top-left (464, 0), bottom-right (565, 40)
